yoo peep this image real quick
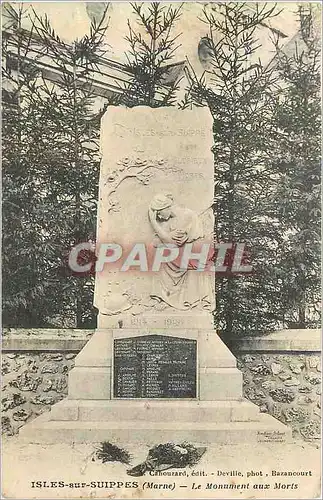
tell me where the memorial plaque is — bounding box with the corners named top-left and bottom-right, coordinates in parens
top-left (113, 335), bottom-right (197, 398)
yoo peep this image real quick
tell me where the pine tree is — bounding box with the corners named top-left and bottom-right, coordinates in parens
top-left (270, 4), bottom-right (321, 328)
top-left (181, 3), bottom-right (286, 336)
top-left (2, 2), bottom-right (183, 327)
top-left (118, 2), bottom-right (183, 107)
top-left (2, 3), bottom-right (109, 327)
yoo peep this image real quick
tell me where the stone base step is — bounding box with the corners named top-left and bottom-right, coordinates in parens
top-left (19, 411), bottom-right (291, 445)
top-left (49, 398), bottom-right (261, 423)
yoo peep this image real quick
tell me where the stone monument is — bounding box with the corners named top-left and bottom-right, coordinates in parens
top-left (20, 106), bottom-right (291, 443)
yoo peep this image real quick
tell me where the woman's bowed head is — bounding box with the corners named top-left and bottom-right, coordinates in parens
top-left (148, 193), bottom-right (190, 247)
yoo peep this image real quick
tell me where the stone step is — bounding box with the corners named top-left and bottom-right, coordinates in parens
top-left (49, 399), bottom-right (261, 423)
top-left (19, 412), bottom-right (291, 445)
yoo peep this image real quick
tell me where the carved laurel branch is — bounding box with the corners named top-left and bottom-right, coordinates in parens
top-left (104, 157), bottom-right (165, 212)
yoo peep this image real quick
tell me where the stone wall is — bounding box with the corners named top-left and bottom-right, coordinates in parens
top-left (2, 352), bottom-right (75, 435)
top-left (232, 329), bottom-right (321, 442)
top-left (2, 328), bottom-right (321, 440)
top-left (2, 329), bottom-right (91, 436)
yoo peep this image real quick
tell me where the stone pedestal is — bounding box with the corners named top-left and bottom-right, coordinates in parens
top-left (20, 327), bottom-right (290, 443)
top-left (19, 325), bottom-right (292, 444)
top-left (20, 106), bottom-right (291, 444)
top-left (66, 329), bottom-right (243, 401)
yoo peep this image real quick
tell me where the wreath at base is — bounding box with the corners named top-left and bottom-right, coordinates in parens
top-left (127, 442), bottom-right (206, 476)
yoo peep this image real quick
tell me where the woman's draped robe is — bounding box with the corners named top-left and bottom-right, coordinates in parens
top-left (150, 207), bottom-right (214, 311)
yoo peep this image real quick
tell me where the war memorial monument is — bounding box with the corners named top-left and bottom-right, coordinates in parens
top-left (20, 105), bottom-right (290, 444)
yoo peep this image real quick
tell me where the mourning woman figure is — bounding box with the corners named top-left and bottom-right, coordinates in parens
top-left (148, 193), bottom-right (213, 311)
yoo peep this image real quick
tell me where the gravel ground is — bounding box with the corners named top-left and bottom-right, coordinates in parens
top-left (2, 436), bottom-right (321, 499)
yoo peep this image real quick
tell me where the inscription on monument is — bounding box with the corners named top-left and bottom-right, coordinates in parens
top-left (113, 335), bottom-right (197, 398)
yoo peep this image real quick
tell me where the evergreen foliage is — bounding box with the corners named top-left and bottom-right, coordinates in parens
top-left (2, 3), bottom-right (320, 334)
top-left (118, 2), bottom-right (183, 106)
top-left (2, 4), bottom-right (109, 326)
top-left (182, 2), bottom-right (320, 335)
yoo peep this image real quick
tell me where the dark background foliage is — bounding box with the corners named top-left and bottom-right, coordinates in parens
top-left (181, 3), bottom-right (320, 336)
top-left (2, 3), bottom-right (321, 335)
